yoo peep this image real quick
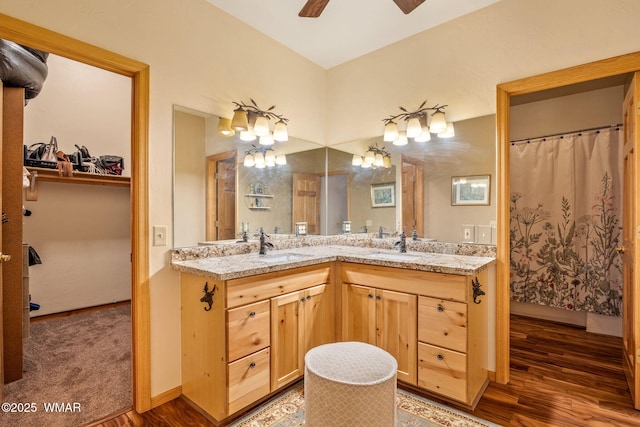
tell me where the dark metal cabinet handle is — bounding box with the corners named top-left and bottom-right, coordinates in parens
top-left (249, 311), bottom-right (256, 318)
top-left (437, 304), bottom-right (444, 312)
top-left (306, 295), bottom-right (311, 300)
top-left (368, 294), bottom-right (374, 299)
top-left (300, 297), bottom-right (306, 303)
top-left (437, 354), bottom-right (444, 361)
top-left (249, 362), bottom-right (256, 369)
top-left (375, 295), bottom-right (381, 301)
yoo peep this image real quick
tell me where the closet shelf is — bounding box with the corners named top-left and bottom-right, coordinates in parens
top-left (26, 166), bottom-right (130, 187)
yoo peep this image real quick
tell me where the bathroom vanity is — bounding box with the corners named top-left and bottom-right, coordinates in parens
top-left (172, 242), bottom-right (495, 423)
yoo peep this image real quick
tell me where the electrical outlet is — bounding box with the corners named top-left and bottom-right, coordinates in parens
top-left (464, 229), bottom-right (471, 239)
top-left (153, 226), bottom-right (167, 246)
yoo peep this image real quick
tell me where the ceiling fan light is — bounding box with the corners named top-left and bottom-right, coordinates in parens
top-left (275, 154), bottom-right (287, 165)
top-left (273, 120), bottom-right (288, 141)
top-left (438, 122), bottom-right (455, 138)
top-left (383, 121), bottom-right (399, 142)
top-left (393, 131), bottom-right (408, 146)
top-left (429, 111), bottom-right (447, 134)
top-left (406, 117), bottom-right (422, 138)
top-left (231, 107), bottom-right (249, 131)
top-left (352, 154), bottom-right (363, 166)
top-left (243, 154), bottom-right (255, 167)
top-left (254, 116), bottom-right (270, 136)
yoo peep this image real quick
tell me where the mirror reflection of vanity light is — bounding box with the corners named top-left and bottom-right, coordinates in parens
top-left (295, 222), bottom-right (307, 236)
top-left (342, 221), bottom-right (351, 234)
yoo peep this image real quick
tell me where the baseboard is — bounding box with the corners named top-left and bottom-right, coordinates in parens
top-left (151, 385), bottom-right (182, 409)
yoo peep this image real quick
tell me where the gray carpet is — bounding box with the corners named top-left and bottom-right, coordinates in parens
top-left (0, 304), bottom-right (132, 427)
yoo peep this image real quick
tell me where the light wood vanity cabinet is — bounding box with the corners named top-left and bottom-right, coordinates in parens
top-left (180, 263), bottom-right (333, 423)
top-left (344, 284), bottom-right (417, 384)
top-left (340, 262), bottom-right (488, 408)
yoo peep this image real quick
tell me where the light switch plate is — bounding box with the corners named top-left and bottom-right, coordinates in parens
top-left (153, 226), bottom-right (167, 246)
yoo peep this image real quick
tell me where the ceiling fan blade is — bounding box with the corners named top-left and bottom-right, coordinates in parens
top-left (299, 0), bottom-right (330, 18)
top-left (392, 0), bottom-right (426, 14)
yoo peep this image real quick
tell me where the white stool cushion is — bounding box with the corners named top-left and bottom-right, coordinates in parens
top-left (304, 342), bottom-right (397, 427)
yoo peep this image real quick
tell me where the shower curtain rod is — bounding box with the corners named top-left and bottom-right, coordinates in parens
top-left (510, 123), bottom-right (623, 144)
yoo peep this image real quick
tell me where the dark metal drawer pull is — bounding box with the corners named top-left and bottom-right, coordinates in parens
top-left (249, 311), bottom-right (256, 318)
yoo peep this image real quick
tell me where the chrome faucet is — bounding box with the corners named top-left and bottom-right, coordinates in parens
top-left (412, 229), bottom-right (420, 241)
top-left (258, 228), bottom-right (274, 255)
top-left (395, 231), bottom-right (407, 253)
top-left (378, 226), bottom-right (390, 239)
top-left (361, 225), bottom-right (368, 233)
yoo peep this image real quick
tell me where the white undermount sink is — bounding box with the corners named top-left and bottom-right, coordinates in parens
top-left (366, 252), bottom-right (420, 262)
top-left (257, 252), bottom-right (310, 263)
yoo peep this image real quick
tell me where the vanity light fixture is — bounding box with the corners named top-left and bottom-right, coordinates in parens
top-left (243, 145), bottom-right (287, 168)
top-left (382, 100), bottom-right (454, 145)
top-left (230, 98), bottom-right (289, 142)
top-left (352, 144), bottom-right (392, 169)
top-left (217, 117), bottom-right (235, 136)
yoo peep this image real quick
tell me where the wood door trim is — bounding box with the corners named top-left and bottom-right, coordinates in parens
top-left (0, 13), bottom-right (151, 411)
top-left (206, 149), bottom-right (237, 241)
top-left (496, 49), bottom-right (640, 386)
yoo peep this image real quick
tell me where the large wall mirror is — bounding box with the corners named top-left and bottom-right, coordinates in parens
top-left (173, 106), bottom-right (497, 247)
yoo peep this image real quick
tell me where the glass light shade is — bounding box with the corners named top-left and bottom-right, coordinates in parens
top-left (429, 111), bottom-right (447, 134)
top-left (264, 150), bottom-right (276, 166)
top-left (352, 154), bottom-right (363, 166)
top-left (383, 156), bottom-right (392, 168)
top-left (259, 133), bottom-right (274, 146)
top-left (217, 117), bottom-right (235, 136)
top-left (254, 162), bottom-right (266, 169)
top-left (383, 121), bottom-right (399, 142)
top-left (253, 116), bottom-right (270, 136)
top-left (374, 153), bottom-right (384, 167)
top-left (361, 161), bottom-right (371, 168)
top-left (231, 107), bottom-right (248, 131)
top-left (240, 126), bottom-right (257, 141)
top-left (273, 120), bottom-right (288, 141)
top-left (243, 154), bottom-right (255, 167)
top-left (437, 122), bottom-right (455, 138)
top-left (414, 128), bottom-right (431, 142)
top-left (275, 154), bottom-right (287, 165)
top-left (364, 150), bottom-right (375, 164)
top-left (393, 132), bottom-right (408, 146)
top-left (406, 117), bottom-right (422, 138)
top-left (253, 152), bottom-right (265, 167)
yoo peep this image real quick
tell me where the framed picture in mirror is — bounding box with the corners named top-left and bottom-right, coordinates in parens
top-left (451, 175), bottom-right (491, 206)
top-left (370, 183), bottom-right (396, 208)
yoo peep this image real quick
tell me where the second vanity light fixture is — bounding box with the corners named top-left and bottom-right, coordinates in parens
top-left (230, 98), bottom-right (289, 145)
top-left (382, 100), bottom-right (454, 145)
top-left (243, 145), bottom-right (287, 169)
top-left (352, 143), bottom-right (392, 169)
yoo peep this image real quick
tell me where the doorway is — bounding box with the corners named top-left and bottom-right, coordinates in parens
top-left (401, 155), bottom-right (424, 236)
top-left (206, 151), bottom-right (237, 241)
top-left (0, 13), bottom-right (151, 412)
top-left (496, 51), bottom-right (640, 410)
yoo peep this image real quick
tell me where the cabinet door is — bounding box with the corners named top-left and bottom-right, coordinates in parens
top-left (376, 289), bottom-right (417, 385)
top-left (271, 291), bottom-right (303, 390)
top-left (344, 284), bottom-right (376, 345)
top-left (303, 284), bottom-right (332, 354)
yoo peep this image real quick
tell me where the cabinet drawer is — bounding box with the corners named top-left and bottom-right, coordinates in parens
top-left (228, 348), bottom-right (271, 415)
top-left (227, 301), bottom-right (270, 362)
top-left (418, 297), bottom-right (467, 353)
top-left (418, 343), bottom-right (467, 403)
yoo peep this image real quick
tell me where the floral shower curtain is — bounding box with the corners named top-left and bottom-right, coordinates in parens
top-left (510, 127), bottom-right (623, 316)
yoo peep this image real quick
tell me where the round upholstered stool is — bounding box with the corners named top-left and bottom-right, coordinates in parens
top-left (304, 341), bottom-right (397, 427)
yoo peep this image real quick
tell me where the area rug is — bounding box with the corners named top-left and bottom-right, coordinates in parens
top-left (230, 383), bottom-right (499, 427)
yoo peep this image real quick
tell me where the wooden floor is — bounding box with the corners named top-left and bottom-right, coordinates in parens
top-left (93, 314), bottom-right (640, 426)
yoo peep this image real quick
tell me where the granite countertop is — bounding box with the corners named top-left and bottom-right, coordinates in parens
top-left (171, 245), bottom-right (495, 280)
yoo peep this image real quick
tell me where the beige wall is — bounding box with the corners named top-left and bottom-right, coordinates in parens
top-left (23, 54), bottom-right (131, 316)
top-left (5, 0), bottom-right (640, 400)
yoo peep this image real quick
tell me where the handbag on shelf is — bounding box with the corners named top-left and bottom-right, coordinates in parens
top-left (56, 150), bottom-right (73, 177)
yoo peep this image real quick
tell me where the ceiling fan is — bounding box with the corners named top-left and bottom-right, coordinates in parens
top-left (299, 0), bottom-right (426, 17)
